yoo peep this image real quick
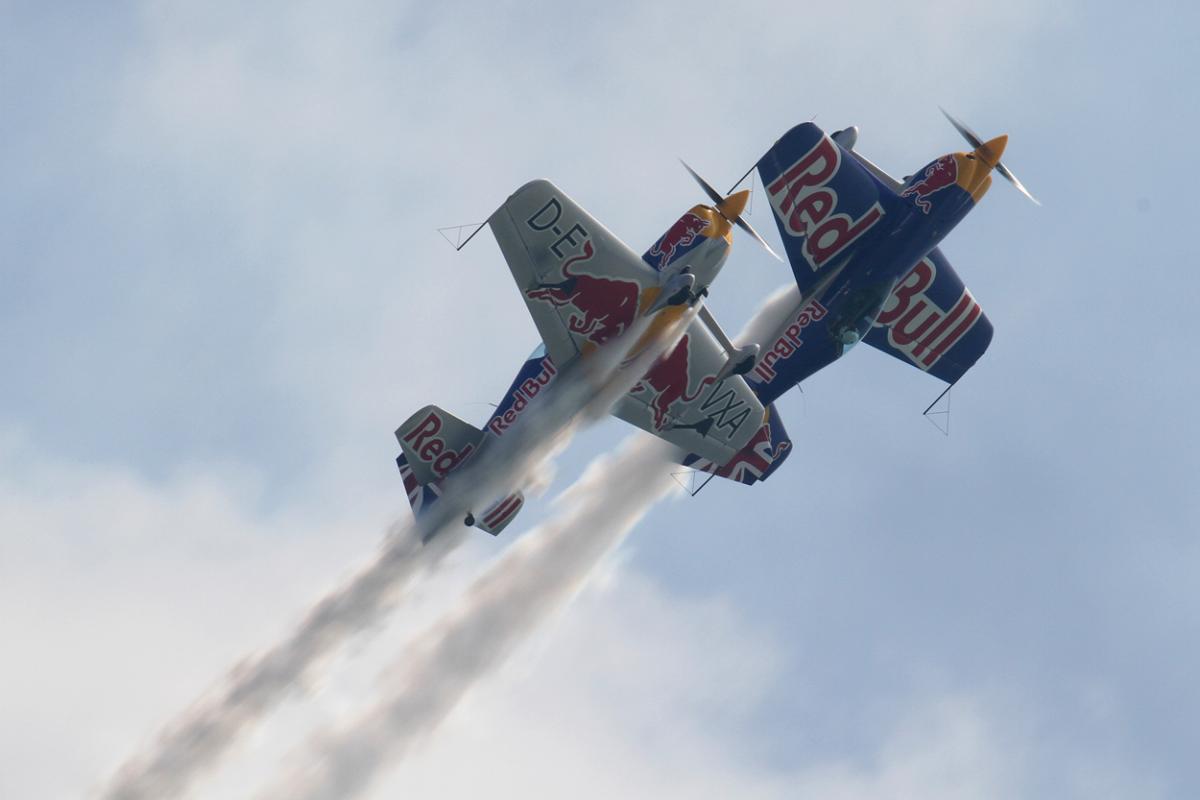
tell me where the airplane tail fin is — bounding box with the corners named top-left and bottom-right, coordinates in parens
top-left (755, 122), bottom-right (888, 298)
top-left (395, 405), bottom-right (484, 486)
top-left (393, 405), bottom-right (524, 536)
top-left (396, 451), bottom-right (443, 520)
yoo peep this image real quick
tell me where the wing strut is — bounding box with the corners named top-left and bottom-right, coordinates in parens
top-left (670, 468), bottom-right (716, 497)
top-left (437, 221), bottom-right (487, 251)
top-left (923, 383), bottom-right (953, 436)
top-left (698, 305), bottom-right (736, 354)
top-left (727, 163), bottom-right (756, 196)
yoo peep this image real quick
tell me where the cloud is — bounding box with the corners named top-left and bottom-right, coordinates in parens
top-left (94, 290), bottom-right (699, 800)
top-left (278, 555), bottom-right (1040, 800)
top-left (0, 426), bottom-right (1167, 800)
top-left (0, 431), bottom-right (392, 799)
top-left (0, 432), bottom-right (1008, 800)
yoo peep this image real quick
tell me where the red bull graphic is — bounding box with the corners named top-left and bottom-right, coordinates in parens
top-left (695, 421), bottom-right (791, 483)
top-left (900, 155), bottom-right (959, 214)
top-left (873, 257), bottom-right (982, 369)
top-left (682, 401), bottom-right (792, 485)
top-left (752, 300), bottom-right (829, 383)
top-left (525, 240), bottom-right (642, 347)
top-left (487, 356), bottom-right (558, 437)
top-left (646, 212), bottom-right (710, 269)
top-left (400, 411), bottom-right (476, 479)
top-left (629, 335), bottom-right (716, 430)
top-left (766, 135), bottom-right (885, 271)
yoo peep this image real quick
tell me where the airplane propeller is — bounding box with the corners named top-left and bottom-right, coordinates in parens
top-left (679, 159), bottom-right (783, 261)
top-left (940, 107), bottom-right (1040, 206)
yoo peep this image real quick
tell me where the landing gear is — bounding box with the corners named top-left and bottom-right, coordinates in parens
top-left (663, 271), bottom-right (697, 307)
top-left (649, 270), bottom-right (697, 314)
top-left (464, 512), bottom-right (475, 527)
top-left (715, 343), bottom-right (760, 382)
top-left (728, 344), bottom-right (759, 376)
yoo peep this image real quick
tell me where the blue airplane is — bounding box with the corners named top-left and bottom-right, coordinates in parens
top-left (681, 110), bottom-right (1035, 478)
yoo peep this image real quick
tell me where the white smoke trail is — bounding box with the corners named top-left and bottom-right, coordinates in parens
top-left (422, 300), bottom-right (702, 538)
top-left (99, 302), bottom-right (700, 800)
top-left (736, 282), bottom-right (801, 348)
top-left (250, 295), bottom-right (777, 799)
top-left (99, 519), bottom-right (459, 800)
top-left (257, 434), bottom-right (680, 800)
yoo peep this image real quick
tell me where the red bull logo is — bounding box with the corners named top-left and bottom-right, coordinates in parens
top-left (629, 335), bottom-right (716, 429)
top-left (487, 357), bottom-right (558, 437)
top-left (400, 411), bottom-right (475, 479)
top-left (525, 240), bottom-right (642, 347)
top-left (900, 155), bottom-right (958, 214)
top-left (873, 257), bottom-right (982, 369)
top-left (647, 212), bottom-right (710, 269)
top-left (766, 135), bottom-right (885, 271)
top-left (752, 300), bottom-right (828, 383)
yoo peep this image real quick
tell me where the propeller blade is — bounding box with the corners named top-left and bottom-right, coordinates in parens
top-left (681, 159), bottom-right (782, 261)
top-left (939, 106), bottom-right (984, 150)
top-left (940, 106), bottom-right (1040, 206)
top-left (995, 161), bottom-right (1041, 206)
top-left (679, 158), bottom-right (724, 206)
top-left (735, 216), bottom-right (783, 262)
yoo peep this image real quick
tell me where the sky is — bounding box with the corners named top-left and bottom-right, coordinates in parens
top-left (2, 0), bottom-right (1198, 797)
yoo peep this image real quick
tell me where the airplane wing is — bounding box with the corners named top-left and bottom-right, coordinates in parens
top-left (862, 247), bottom-right (993, 384)
top-left (489, 179), bottom-right (762, 463)
top-left (756, 122), bottom-right (891, 298)
top-left (681, 401), bottom-right (792, 486)
top-left (611, 315), bottom-right (766, 465)
top-left (489, 180), bottom-right (660, 367)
